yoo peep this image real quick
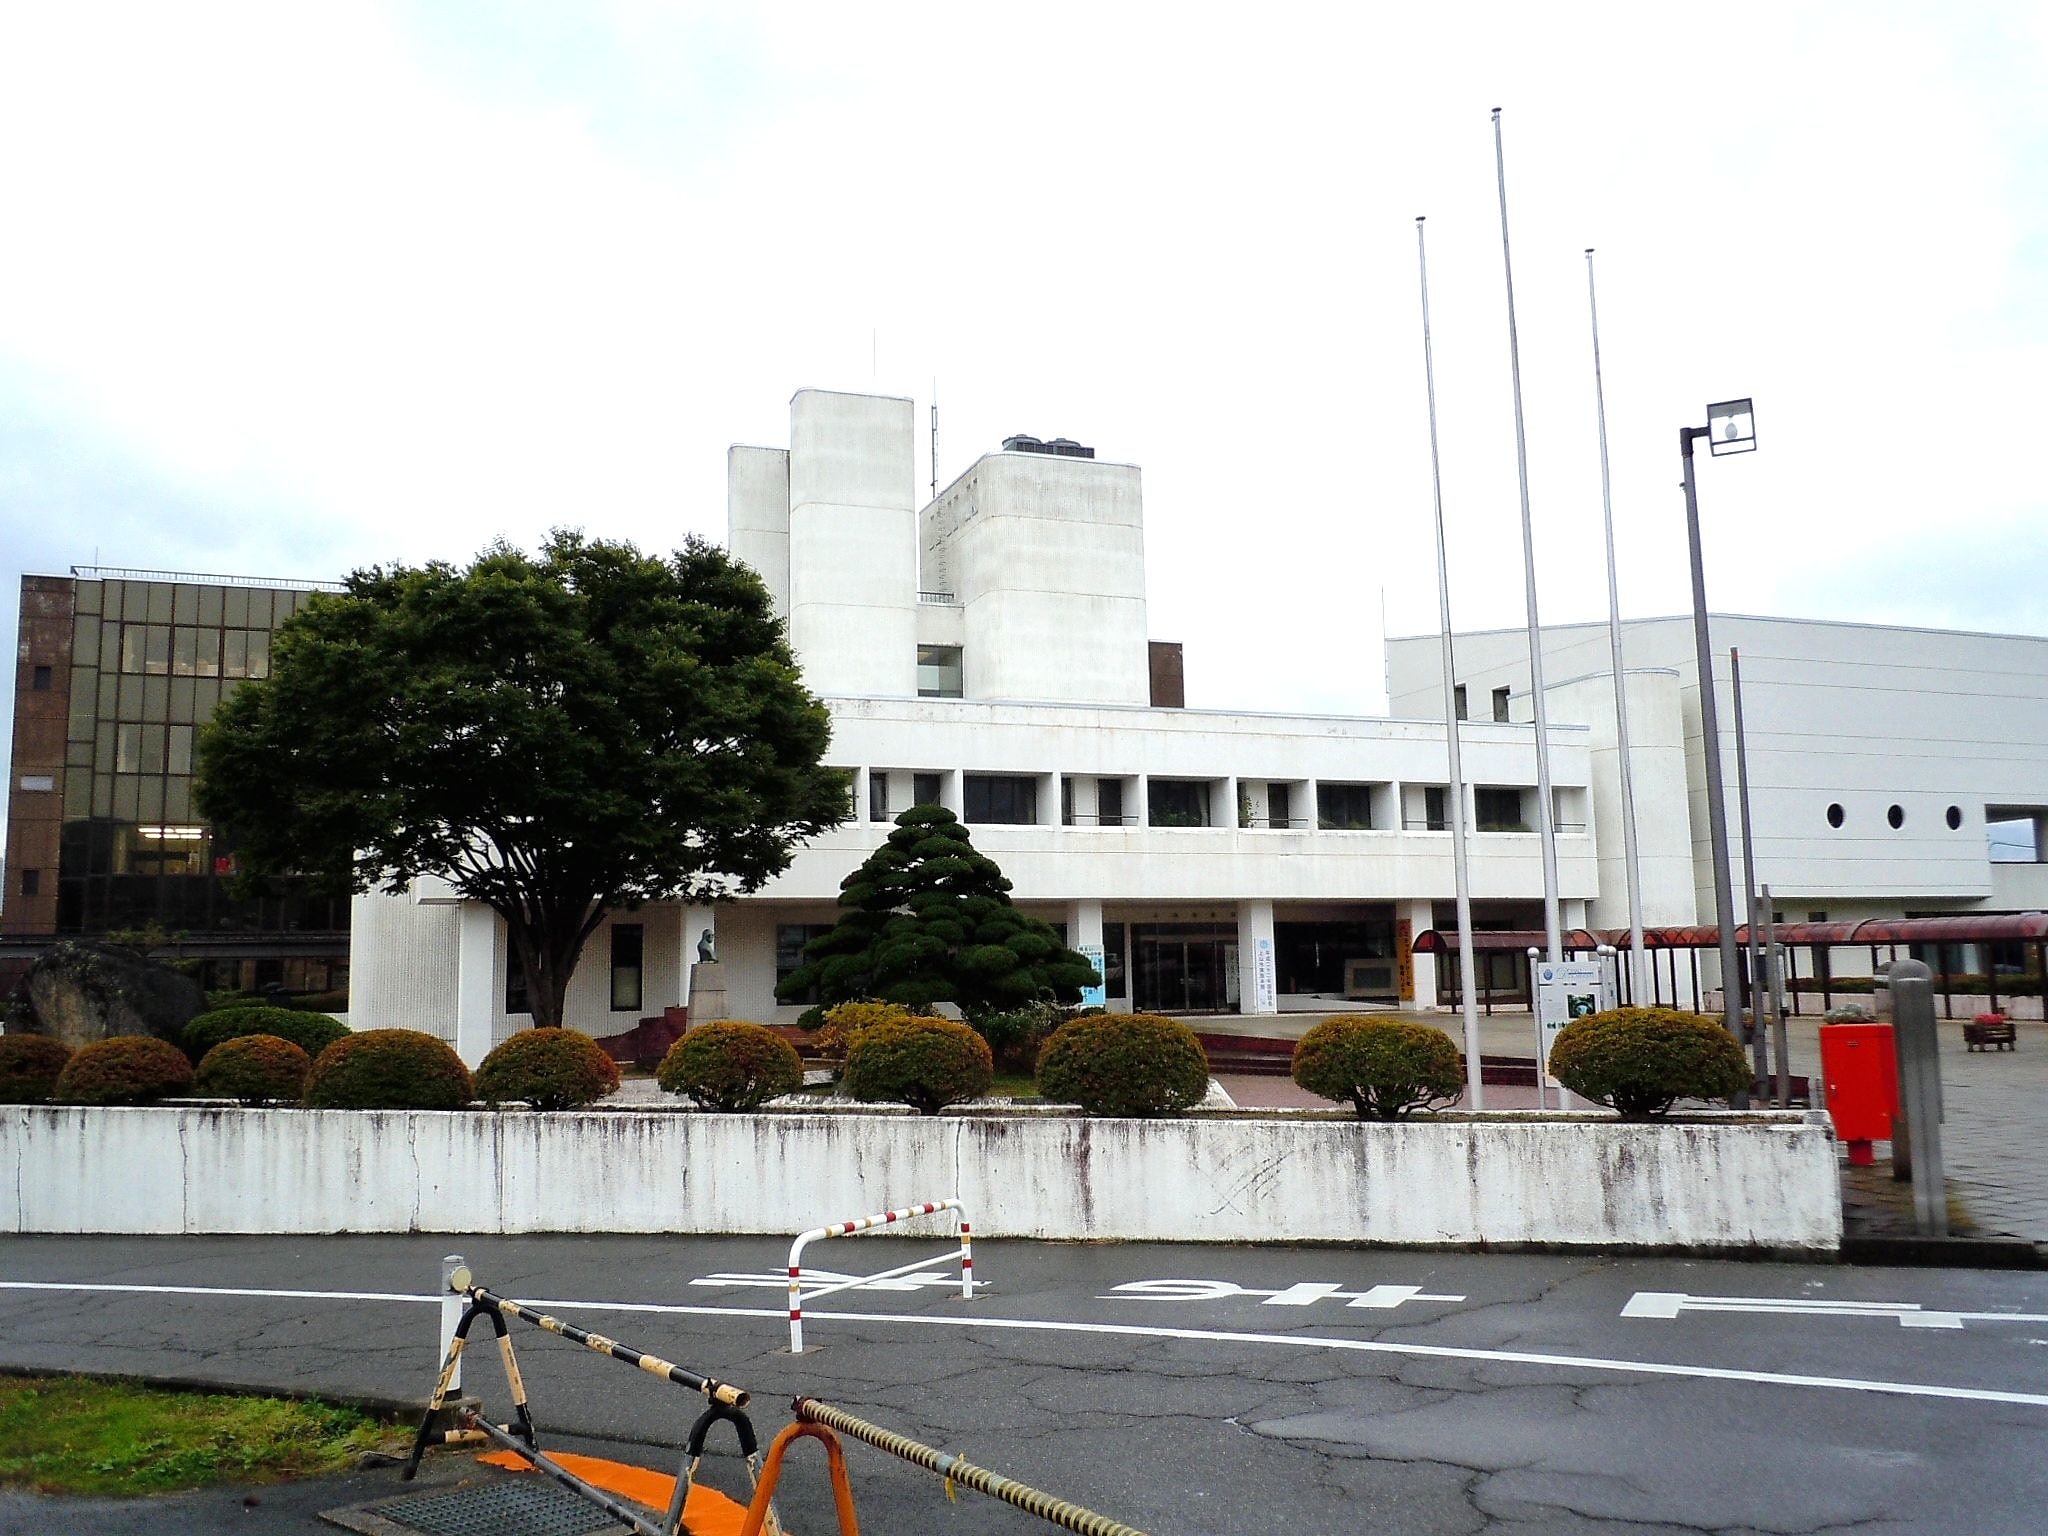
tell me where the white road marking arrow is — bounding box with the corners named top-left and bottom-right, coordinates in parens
top-left (1623, 1291), bottom-right (2048, 1330)
top-left (690, 1269), bottom-right (988, 1293)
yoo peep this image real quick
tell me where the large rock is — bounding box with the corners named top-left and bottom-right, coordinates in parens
top-left (15, 941), bottom-right (204, 1049)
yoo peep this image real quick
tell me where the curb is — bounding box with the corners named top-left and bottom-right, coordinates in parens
top-left (0, 1362), bottom-right (454, 1422)
top-left (1838, 1235), bottom-right (2048, 1270)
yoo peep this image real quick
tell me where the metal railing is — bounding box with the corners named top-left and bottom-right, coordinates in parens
top-left (72, 564), bottom-right (345, 592)
top-left (916, 590), bottom-right (958, 605)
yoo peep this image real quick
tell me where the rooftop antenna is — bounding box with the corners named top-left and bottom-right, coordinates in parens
top-left (930, 381), bottom-right (939, 500)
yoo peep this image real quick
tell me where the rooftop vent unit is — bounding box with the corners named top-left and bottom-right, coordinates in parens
top-left (1002, 434), bottom-right (1095, 459)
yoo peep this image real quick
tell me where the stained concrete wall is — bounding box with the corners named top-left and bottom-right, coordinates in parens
top-left (2, 1105), bottom-right (1841, 1252)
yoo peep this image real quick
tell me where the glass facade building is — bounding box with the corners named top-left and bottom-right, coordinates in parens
top-left (4, 569), bottom-right (350, 995)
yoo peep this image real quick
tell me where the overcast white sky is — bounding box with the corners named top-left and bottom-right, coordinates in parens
top-left (3, 3), bottom-right (2044, 773)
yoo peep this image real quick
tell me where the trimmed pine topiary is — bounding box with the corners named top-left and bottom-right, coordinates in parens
top-left (1547, 1006), bottom-right (1754, 1119)
top-left (195, 1035), bottom-right (312, 1105)
top-left (0, 1034), bottom-right (75, 1103)
top-left (1035, 1012), bottom-right (1209, 1117)
top-left (843, 1015), bottom-right (993, 1115)
top-left (656, 1022), bottom-right (804, 1112)
top-left (54, 1035), bottom-right (195, 1106)
top-left (1291, 1018), bottom-right (1463, 1120)
top-left (304, 1029), bottom-right (474, 1110)
top-left (476, 1028), bottom-right (621, 1111)
top-left (182, 1006), bottom-right (350, 1065)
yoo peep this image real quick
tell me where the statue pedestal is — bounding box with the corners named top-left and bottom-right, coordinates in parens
top-left (687, 961), bottom-right (727, 1026)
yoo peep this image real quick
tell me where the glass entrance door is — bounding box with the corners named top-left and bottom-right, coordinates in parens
top-left (1132, 923), bottom-right (1240, 1013)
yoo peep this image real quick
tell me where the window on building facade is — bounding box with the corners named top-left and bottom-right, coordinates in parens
top-left (1268, 782), bottom-right (1292, 828)
top-left (1476, 787), bottom-right (1528, 831)
top-left (1453, 684), bottom-right (1468, 721)
top-left (1492, 686), bottom-right (1511, 723)
top-left (912, 772), bottom-right (943, 808)
top-left (1098, 778), bottom-right (1126, 826)
top-left (31, 665), bottom-right (52, 691)
top-left (1317, 782), bottom-right (1373, 830)
top-left (916, 645), bottom-right (963, 698)
top-left (869, 774), bottom-right (890, 822)
top-left (1148, 779), bottom-right (1208, 828)
top-left (505, 947), bottom-right (530, 1014)
top-left (964, 773), bottom-right (1037, 825)
top-left (1423, 786), bottom-right (1449, 831)
top-left (20, 869), bottom-right (39, 897)
top-left (609, 924), bottom-right (643, 1012)
top-left (774, 922), bottom-right (835, 1003)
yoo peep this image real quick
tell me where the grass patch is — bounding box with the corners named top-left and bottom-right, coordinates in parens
top-left (0, 1375), bottom-right (398, 1496)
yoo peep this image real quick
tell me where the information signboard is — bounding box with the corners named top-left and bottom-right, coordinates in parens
top-left (1535, 960), bottom-right (1606, 1088)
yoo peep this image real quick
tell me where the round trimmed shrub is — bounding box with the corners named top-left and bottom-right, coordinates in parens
top-left (54, 1035), bottom-right (195, 1106)
top-left (0, 1035), bottom-right (74, 1103)
top-left (1035, 1012), bottom-right (1208, 1118)
top-left (195, 1035), bottom-right (312, 1105)
top-left (657, 1022), bottom-right (804, 1112)
top-left (1291, 1018), bottom-right (1463, 1120)
top-left (813, 1000), bottom-right (918, 1067)
top-left (476, 1028), bottom-right (620, 1111)
top-left (1547, 1006), bottom-right (1753, 1120)
top-left (182, 1006), bottom-right (350, 1065)
top-left (304, 1029), bottom-right (473, 1110)
top-left (843, 1016), bottom-right (992, 1115)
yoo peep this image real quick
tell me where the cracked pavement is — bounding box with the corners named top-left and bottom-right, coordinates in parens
top-left (3, 1235), bottom-right (2046, 1534)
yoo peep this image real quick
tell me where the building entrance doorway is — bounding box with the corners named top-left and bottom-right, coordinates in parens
top-left (1132, 923), bottom-right (1239, 1013)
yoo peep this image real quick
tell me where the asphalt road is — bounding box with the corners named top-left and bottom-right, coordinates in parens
top-left (4, 1234), bottom-right (2047, 1535)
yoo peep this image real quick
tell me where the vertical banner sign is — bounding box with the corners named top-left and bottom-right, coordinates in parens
top-left (1535, 960), bottom-right (1604, 1087)
top-left (1395, 918), bottom-right (1414, 1000)
top-left (1251, 937), bottom-right (1277, 1013)
top-left (1078, 945), bottom-right (1107, 1010)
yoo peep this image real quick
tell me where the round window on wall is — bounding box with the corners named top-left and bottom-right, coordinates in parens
top-left (1826, 803), bottom-right (1845, 828)
top-left (1888, 804), bottom-right (1905, 829)
top-left (1947, 805), bottom-right (1963, 830)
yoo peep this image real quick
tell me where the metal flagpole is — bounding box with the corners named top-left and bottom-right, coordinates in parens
top-left (1731, 647), bottom-right (1768, 1089)
top-left (1492, 107), bottom-right (1563, 965)
top-left (1585, 250), bottom-right (1648, 1001)
top-left (1417, 216), bottom-right (1486, 1109)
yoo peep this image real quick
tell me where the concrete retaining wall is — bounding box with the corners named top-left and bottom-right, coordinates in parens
top-left (1, 1105), bottom-right (1842, 1251)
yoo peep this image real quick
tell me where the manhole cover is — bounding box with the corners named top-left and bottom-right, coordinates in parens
top-left (327, 1477), bottom-right (633, 1536)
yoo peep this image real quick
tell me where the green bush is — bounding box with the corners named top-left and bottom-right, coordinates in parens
top-left (292, 990), bottom-right (351, 1014)
top-left (657, 1022), bottom-right (804, 1112)
top-left (1547, 1006), bottom-right (1753, 1119)
top-left (54, 1035), bottom-right (195, 1106)
top-left (0, 1035), bottom-right (74, 1104)
top-left (304, 1029), bottom-right (474, 1110)
top-left (182, 1007), bottom-right (350, 1065)
top-left (476, 1028), bottom-right (621, 1110)
top-left (195, 1035), bottom-right (312, 1105)
top-left (1035, 1012), bottom-right (1209, 1118)
top-left (843, 1016), bottom-right (993, 1115)
top-left (973, 997), bottom-right (1067, 1074)
top-left (1291, 1018), bottom-right (1463, 1120)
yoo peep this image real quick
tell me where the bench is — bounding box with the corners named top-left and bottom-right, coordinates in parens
top-left (1964, 1015), bottom-right (2017, 1051)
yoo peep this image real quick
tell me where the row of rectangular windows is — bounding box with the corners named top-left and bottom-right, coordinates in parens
top-left (73, 580), bottom-right (316, 630)
top-left (70, 619), bottom-right (272, 679)
top-left (859, 773), bottom-right (1498, 832)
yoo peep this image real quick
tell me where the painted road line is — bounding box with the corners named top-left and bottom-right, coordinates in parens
top-left (690, 1268), bottom-right (990, 1294)
top-left (4, 1279), bottom-right (2047, 1410)
top-left (1624, 1291), bottom-right (2048, 1331)
top-left (1100, 1279), bottom-right (1466, 1309)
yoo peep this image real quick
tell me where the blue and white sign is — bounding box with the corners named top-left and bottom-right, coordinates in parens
top-left (1078, 944), bottom-right (1107, 1009)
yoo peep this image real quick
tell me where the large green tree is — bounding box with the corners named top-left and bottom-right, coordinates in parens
top-left (779, 805), bottom-right (1099, 1017)
top-left (198, 532), bottom-right (848, 1030)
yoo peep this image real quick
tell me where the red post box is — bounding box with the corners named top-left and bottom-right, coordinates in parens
top-left (1818, 1022), bottom-right (1899, 1166)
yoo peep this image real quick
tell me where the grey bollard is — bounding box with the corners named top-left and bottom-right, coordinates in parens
top-left (439, 1253), bottom-right (467, 1391)
top-left (1887, 962), bottom-right (1947, 1238)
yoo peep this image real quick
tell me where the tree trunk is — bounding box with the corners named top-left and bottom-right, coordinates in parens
top-left (504, 908), bottom-right (598, 1033)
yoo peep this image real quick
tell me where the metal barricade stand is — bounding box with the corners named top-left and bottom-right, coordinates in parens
top-left (403, 1265), bottom-right (775, 1536)
top-left (735, 1396), bottom-right (1154, 1536)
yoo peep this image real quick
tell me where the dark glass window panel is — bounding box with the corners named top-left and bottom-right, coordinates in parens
top-left (246, 630), bottom-right (270, 678)
top-left (964, 774), bottom-right (1037, 825)
top-left (1147, 779), bottom-right (1207, 828)
top-left (19, 868), bottom-right (38, 896)
top-left (869, 773), bottom-right (889, 822)
top-left (1476, 787), bottom-right (1526, 831)
top-left (146, 583), bottom-right (174, 624)
top-left (505, 945), bottom-right (530, 1013)
top-left (32, 663), bottom-right (52, 691)
top-left (610, 923), bottom-right (644, 1011)
top-left (774, 922), bottom-right (835, 1003)
top-left (1318, 783), bottom-right (1373, 830)
top-left (144, 625), bottom-right (171, 675)
top-left (912, 772), bottom-right (942, 807)
top-left (197, 586), bottom-right (224, 627)
top-left (223, 631), bottom-right (250, 679)
top-left (1098, 778), bottom-right (1125, 826)
top-left (168, 724), bottom-right (193, 776)
top-left (1423, 786), bottom-right (1448, 831)
top-left (1268, 782), bottom-right (1292, 827)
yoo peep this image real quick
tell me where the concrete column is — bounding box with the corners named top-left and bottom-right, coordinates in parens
top-left (942, 768), bottom-right (964, 817)
top-left (1237, 899), bottom-right (1277, 1015)
top-left (1406, 898), bottom-right (1438, 1009)
top-left (453, 902), bottom-right (498, 1068)
top-left (1067, 899), bottom-right (1105, 953)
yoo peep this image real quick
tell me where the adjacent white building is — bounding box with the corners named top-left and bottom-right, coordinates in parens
top-left (352, 388), bottom-right (1616, 1061)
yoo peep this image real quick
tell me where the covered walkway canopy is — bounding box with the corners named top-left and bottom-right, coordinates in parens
top-left (1410, 913), bottom-right (2048, 1016)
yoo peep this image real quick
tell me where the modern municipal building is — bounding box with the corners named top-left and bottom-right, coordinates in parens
top-left (12, 387), bottom-right (2044, 1060)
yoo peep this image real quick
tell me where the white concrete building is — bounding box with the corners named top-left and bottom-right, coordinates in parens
top-left (1385, 614), bottom-right (2048, 983)
top-left (351, 389), bottom-right (1611, 1061)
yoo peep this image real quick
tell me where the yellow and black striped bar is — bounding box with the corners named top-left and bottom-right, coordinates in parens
top-left (463, 1281), bottom-right (749, 1408)
top-left (402, 1292), bottom-right (537, 1480)
top-left (793, 1396), bottom-right (1153, 1536)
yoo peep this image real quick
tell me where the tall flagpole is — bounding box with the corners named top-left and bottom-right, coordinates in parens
top-left (1585, 249), bottom-right (1647, 1001)
top-left (1492, 107), bottom-right (1564, 966)
top-left (1417, 216), bottom-right (1485, 1108)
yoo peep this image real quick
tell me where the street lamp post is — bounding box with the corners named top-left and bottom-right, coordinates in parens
top-left (1679, 399), bottom-right (1755, 1063)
